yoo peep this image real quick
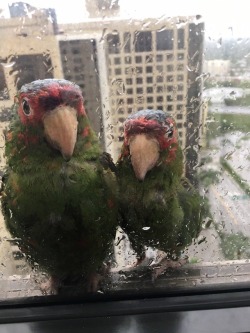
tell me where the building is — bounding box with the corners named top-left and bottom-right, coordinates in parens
top-left (0, 3), bottom-right (62, 121)
top-left (204, 59), bottom-right (231, 78)
top-left (59, 16), bottom-right (204, 181)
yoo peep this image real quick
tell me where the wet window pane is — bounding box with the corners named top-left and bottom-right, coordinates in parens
top-left (0, 0), bottom-right (249, 301)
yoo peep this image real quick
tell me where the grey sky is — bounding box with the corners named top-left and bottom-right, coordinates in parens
top-left (0, 0), bottom-right (249, 38)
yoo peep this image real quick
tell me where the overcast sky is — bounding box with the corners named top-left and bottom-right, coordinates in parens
top-left (0, 0), bottom-right (250, 39)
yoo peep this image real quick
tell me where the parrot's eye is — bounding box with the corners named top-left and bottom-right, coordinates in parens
top-left (22, 99), bottom-right (32, 116)
top-left (166, 127), bottom-right (173, 138)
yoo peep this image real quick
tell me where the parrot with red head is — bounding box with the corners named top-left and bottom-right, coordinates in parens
top-left (116, 109), bottom-right (204, 275)
top-left (1, 79), bottom-right (118, 293)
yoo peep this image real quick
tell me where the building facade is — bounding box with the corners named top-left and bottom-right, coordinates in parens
top-left (59, 17), bottom-right (204, 181)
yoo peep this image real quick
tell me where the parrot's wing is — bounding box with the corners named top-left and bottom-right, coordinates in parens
top-left (177, 177), bottom-right (205, 246)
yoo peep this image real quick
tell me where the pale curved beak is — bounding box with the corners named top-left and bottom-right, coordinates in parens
top-left (43, 105), bottom-right (78, 161)
top-left (129, 133), bottom-right (160, 181)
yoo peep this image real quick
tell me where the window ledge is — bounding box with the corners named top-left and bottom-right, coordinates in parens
top-left (1, 260), bottom-right (250, 299)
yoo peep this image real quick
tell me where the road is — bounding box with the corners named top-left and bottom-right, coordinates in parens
top-left (208, 171), bottom-right (250, 235)
top-left (209, 104), bottom-right (250, 114)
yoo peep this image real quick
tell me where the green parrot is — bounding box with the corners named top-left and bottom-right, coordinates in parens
top-left (1, 79), bottom-right (118, 293)
top-left (116, 109), bottom-right (205, 277)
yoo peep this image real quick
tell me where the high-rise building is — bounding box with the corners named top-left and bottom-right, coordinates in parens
top-left (59, 38), bottom-right (103, 141)
top-left (0, 3), bottom-right (62, 120)
top-left (59, 17), bottom-right (204, 182)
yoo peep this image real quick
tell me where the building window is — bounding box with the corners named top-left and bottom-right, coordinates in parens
top-left (118, 108), bottom-right (125, 114)
top-left (177, 113), bottom-right (183, 119)
top-left (157, 76), bottom-right (163, 83)
top-left (73, 58), bottom-right (82, 64)
top-left (135, 56), bottom-right (142, 63)
top-left (167, 65), bottom-right (174, 72)
top-left (146, 55), bottom-right (153, 63)
top-left (177, 94), bottom-right (183, 101)
top-left (157, 86), bottom-right (163, 93)
top-left (125, 56), bottom-right (132, 64)
top-left (177, 105), bottom-right (184, 111)
top-left (115, 68), bottom-right (122, 75)
top-left (157, 96), bottom-right (163, 102)
top-left (135, 31), bottom-right (152, 52)
top-left (124, 32), bottom-right (131, 53)
top-left (136, 78), bottom-right (143, 84)
top-left (137, 87), bottom-right (143, 94)
top-left (156, 30), bottom-right (173, 50)
top-left (118, 98), bottom-right (124, 105)
top-left (167, 54), bottom-right (174, 61)
top-left (147, 87), bottom-right (153, 93)
top-left (75, 74), bottom-right (85, 80)
top-left (147, 97), bottom-right (153, 103)
top-left (178, 53), bottom-right (185, 60)
top-left (178, 28), bottom-right (185, 49)
top-left (126, 78), bottom-right (133, 85)
top-left (167, 95), bottom-right (173, 102)
top-left (156, 54), bottom-right (163, 62)
top-left (147, 77), bottom-right (153, 83)
top-left (127, 98), bottom-right (133, 104)
top-left (167, 105), bottom-right (173, 111)
top-left (128, 107), bottom-right (133, 113)
top-left (177, 64), bottom-right (184, 71)
top-left (167, 86), bottom-right (173, 92)
top-left (107, 33), bottom-right (120, 54)
top-left (156, 65), bottom-right (163, 72)
top-left (71, 48), bottom-right (80, 54)
top-left (178, 84), bottom-right (184, 91)
top-left (157, 105), bottom-right (163, 110)
top-left (136, 67), bottom-right (143, 74)
top-left (177, 74), bottom-right (184, 81)
top-left (114, 57), bottom-right (121, 65)
top-left (146, 66), bottom-right (153, 73)
top-left (127, 88), bottom-right (133, 94)
top-left (167, 75), bottom-right (173, 82)
top-left (73, 66), bottom-right (81, 72)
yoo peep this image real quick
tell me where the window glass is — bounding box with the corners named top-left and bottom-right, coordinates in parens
top-left (0, 0), bottom-right (249, 300)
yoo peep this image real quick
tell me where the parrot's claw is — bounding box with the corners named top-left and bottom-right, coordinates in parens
top-left (135, 253), bottom-right (147, 266)
top-left (151, 258), bottom-right (187, 281)
top-left (87, 262), bottom-right (111, 293)
top-left (87, 272), bottom-right (103, 293)
top-left (40, 275), bottom-right (60, 295)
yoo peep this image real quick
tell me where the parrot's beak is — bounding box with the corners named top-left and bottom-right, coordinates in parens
top-left (43, 106), bottom-right (78, 161)
top-left (129, 133), bottom-right (160, 181)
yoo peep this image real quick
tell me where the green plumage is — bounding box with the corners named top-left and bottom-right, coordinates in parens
top-left (1, 79), bottom-right (118, 287)
top-left (116, 109), bottom-right (204, 261)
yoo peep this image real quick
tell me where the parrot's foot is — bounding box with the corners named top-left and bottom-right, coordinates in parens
top-left (151, 258), bottom-right (187, 281)
top-left (87, 262), bottom-right (111, 293)
top-left (131, 252), bottom-right (146, 267)
top-left (40, 275), bottom-right (60, 295)
top-left (87, 272), bottom-right (103, 293)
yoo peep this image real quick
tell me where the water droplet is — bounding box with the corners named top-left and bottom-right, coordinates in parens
top-left (142, 227), bottom-right (150, 231)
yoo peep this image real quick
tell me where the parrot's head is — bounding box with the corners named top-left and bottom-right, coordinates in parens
top-left (122, 109), bottom-right (179, 181)
top-left (15, 79), bottom-right (86, 161)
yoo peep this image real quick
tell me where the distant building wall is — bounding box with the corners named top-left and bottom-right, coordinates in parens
top-left (59, 17), bottom-right (204, 181)
top-left (204, 59), bottom-right (231, 77)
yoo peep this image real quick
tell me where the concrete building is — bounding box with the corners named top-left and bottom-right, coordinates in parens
top-left (59, 17), bottom-right (204, 181)
top-left (0, 5), bottom-right (62, 120)
top-left (204, 59), bottom-right (231, 78)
